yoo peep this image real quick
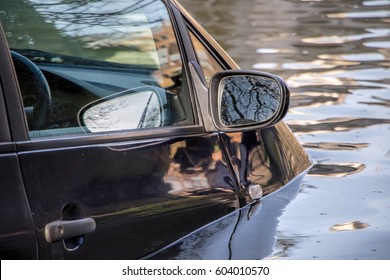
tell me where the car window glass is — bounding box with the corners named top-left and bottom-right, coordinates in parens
top-left (0, 0), bottom-right (194, 138)
top-left (189, 31), bottom-right (223, 84)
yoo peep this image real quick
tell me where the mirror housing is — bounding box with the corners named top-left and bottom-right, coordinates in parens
top-left (209, 70), bottom-right (290, 132)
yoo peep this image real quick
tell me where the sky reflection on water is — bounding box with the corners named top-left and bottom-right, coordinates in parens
top-left (181, 0), bottom-right (390, 259)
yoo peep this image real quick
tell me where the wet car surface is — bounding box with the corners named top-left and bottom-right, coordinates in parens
top-left (180, 0), bottom-right (390, 259)
top-left (0, 0), bottom-right (312, 259)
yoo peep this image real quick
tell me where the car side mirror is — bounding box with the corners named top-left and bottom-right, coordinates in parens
top-left (78, 87), bottom-right (166, 133)
top-left (209, 70), bottom-right (290, 131)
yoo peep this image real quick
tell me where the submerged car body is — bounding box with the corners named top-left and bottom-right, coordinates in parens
top-left (0, 0), bottom-right (311, 259)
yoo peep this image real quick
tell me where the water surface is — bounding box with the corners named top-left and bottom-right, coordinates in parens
top-left (181, 0), bottom-right (390, 259)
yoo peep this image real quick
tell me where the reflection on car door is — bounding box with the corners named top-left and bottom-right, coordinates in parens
top-left (17, 134), bottom-right (239, 259)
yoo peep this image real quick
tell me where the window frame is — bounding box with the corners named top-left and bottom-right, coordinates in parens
top-left (187, 28), bottom-right (225, 85)
top-left (179, 3), bottom-right (239, 72)
top-left (2, 0), bottom-right (207, 150)
top-left (186, 25), bottom-right (228, 79)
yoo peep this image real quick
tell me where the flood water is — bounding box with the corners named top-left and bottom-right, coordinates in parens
top-left (181, 0), bottom-right (390, 259)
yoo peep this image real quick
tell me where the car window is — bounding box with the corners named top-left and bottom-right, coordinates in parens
top-left (189, 31), bottom-right (223, 84)
top-left (0, 0), bottom-right (194, 138)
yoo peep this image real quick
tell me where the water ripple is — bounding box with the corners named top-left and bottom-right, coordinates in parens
top-left (364, 41), bottom-right (390, 48)
top-left (287, 68), bottom-right (390, 87)
top-left (302, 29), bottom-right (390, 44)
top-left (303, 142), bottom-right (369, 151)
top-left (363, 0), bottom-right (390, 7)
top-left (308, 162), bottom-right (366, 177)
top-left (330, 221), bottom-right (369, 232)
top-left (327, 11), bottom-right (390, 19)
top-left (358, 96), bottom-right (390, 107)
top-left (288, 117), bottom-right (390, 134)
top-left (318, 53), bottom-right (385, 62)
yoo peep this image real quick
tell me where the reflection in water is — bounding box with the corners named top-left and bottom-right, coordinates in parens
top-left (301, 29), bottom-right (390, 44)
top-left (290, 92), bottom-right (345, 109)
top-left (256, 48), bottom-right (281, 54)
top-left (363, 41), bottom-right (390, 48)
top-left (308, 162), bottom-right (365, 177)
top-left (288, 118), bottom-right (390, 134)
top-left (318, 53), bottom-right (386, 62)
top-left (363, 1), bottom-right (390, 7)
top-left (283, 60), bottom-right (357, 70)
top-left (254, 60), bottom-right (358, 71)
top-left (330, 221), bottom-right (369, 232)
top-left (327, 11), bottom-right (390, 19)
top-left (303, 142), bottom-right (369, 151)
top-left (269, 237), bottom-right (302, 259)
top-left (287, 68), bottom-right (390, 87)
top-left (359, 96), bottom-right (390, 107)
top-left (181, 0), bottom-right (390, 259)
top-left (287, 71), bottom-right (346, 87)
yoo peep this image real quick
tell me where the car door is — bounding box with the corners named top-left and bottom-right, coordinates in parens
top-left (0, 0), bottom-right (240, 259)
top-left (0, 34), bottom-right (37, 259)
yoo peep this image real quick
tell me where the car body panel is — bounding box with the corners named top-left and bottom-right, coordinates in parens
top-left (150, 168), bottom-right (309, 260)
top-left (18, 134), bottom-right (239, 259)
top-left (0, 153), bottom-right (37, 259)
top-left (222, 123), bottom-right (311, 201)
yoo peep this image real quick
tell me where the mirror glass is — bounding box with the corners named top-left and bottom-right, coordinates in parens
top-left (219, 75), bottom-right (282, 126)
top-left (81, 90), bottom-right (162, 132)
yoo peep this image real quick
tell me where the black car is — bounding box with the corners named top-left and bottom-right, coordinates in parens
top-left (0, 0), bottom-right (312, 259)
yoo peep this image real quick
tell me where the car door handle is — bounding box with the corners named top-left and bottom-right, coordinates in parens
top-left (44, 218), bottom-right (96, 243)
